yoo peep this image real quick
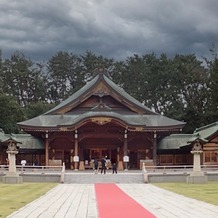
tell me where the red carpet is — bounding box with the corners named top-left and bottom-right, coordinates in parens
top-left (95, 183), bottom-right (156, 218)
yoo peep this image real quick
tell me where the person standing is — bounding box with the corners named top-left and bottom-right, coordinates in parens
top-left (93, 158), bottom-right (99, 174)
top-left (21, 159), bottom-right (27, 172)
top-left (33, 159), bottom-right (39, 166)
top-left (101, 156), bottom-right (107, 174)
top-left (112, 162), bottom-right (117, 174)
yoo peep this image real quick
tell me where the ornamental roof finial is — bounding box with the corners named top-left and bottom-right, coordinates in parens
top-left (98, 65), bottom-right (105, 74)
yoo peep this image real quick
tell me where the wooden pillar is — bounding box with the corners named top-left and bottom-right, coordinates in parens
top-left (51, 149), bottom-right (55, 160)
top-left (74, 130), bottom-right (79, 170)
top-left (117, 146), bottom-right (123, 170)
top-left (117, 147), bottom-right (120, 162)
top-left (45, 136), bottom-right (49, 166)
top-left (153, 131), bottom-right (157, 166)
top-left (70, 149), bottom-right (74, 170)
top-left (123, 130), bottom-right (128, 170)
top-left (124, 138), bottom-right (127, 156)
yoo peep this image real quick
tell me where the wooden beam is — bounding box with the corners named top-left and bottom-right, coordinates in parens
top-left (45, 138), bottom-right (49, 166)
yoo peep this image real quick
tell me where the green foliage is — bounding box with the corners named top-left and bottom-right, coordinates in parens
top-left (114, 53), bottom-right (211, 133)
top-left (167, 54), bottom-right (209, 132)
top-left (23, 101), bottom-right (56, 119)
top-left (81, 51), bottom-right (115, 81)
top-left (113, 54), bottom-right (149, 105)
top-left (0, 92), bottom-right (25, 133)
top-left (46, 51), bottom-right (84, 103)
top-left (1, 51), bottom-right (46, 106)
top-left (207, 57), bottom-right (218, 121)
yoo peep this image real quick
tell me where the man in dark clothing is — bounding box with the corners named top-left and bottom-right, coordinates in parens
top-left (101, 156), bottom-right (107, 174)
top-left (93, 158), bottom-right (99, 174)
top-left (112, 162), bottom-right (117, 174)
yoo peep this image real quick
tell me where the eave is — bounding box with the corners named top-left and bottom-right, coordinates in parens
top-left (19, 118), bottom-right (185, 134)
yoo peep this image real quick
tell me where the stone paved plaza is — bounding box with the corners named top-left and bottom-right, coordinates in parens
top-left (7, 183), bottom-right (218, 218)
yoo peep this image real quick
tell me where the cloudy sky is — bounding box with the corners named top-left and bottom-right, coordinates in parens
top-left (0, 0), bottom-right (217, 61)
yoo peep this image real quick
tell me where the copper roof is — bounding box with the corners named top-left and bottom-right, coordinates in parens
top-left (18, 72), bottom-right (186, 131)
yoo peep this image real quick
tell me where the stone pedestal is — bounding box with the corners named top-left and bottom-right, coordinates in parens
top-left (142, 163), bottom-right (148, 183)
top-left (187, 172), bottom-right (208, 184)
top-left (187, 150), bottom-right (207, 184)
top-left (118, 161), bottom-right (124, 170)
top-left (79, 161), bottom-right (85, 170)
top-left (2, 173), bottom-right (23, 184)
top-left (192, 150), bottom-right (201, 172)
top-left (3, 150), bottom-right (22, 184)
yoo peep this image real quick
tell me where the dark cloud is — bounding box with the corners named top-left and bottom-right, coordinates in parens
top-left (0, 0), bottom-right (217, 61)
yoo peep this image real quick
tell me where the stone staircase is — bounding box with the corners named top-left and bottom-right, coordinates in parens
top-left (64, 170), bottom-right (144, 184)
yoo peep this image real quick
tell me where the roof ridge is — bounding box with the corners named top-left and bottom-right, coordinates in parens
top-left (194, 121), bottom-right (218, 133)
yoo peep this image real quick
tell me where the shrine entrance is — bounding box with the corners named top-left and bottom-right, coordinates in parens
top-left (83, 148), bottom-right (118, 169)
top-left (90, 148), bottom-right (109, 159)
top-left (64, 151), bottom-right (71, 169)
top-left (129, 151), bottom-right (137, 169)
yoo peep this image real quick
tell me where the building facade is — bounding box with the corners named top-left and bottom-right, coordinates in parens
top-left (16, 71), bottom-right (186, 169)
top-left (1, 72), bottom-right (218, 169)
top-left (158, 122), bottom-right (218, 166)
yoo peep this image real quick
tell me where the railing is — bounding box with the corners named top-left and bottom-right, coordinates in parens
top-left (0, 165), bottom-right (8, 174)
top-left (143, 164), bottom-right (218, 174)
top-left (201, 165), bottom-right (218, 172)
top-left (0, 164), bottom-right (63, 174)
top-left (1, 164), bottom-right (218, 175)
top-left (1, 163), bottom-right (66, 183)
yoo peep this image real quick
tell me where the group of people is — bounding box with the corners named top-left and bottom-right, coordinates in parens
top-left (93, 156), bottom-right (117, 174)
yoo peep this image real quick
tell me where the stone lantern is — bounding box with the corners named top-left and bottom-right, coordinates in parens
top-left (2, 138), bottom-right (22, 184)
top-left (187, 137), bottom-right (208, 184)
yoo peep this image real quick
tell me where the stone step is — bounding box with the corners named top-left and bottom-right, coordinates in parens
top-left (64, 170), bottom-right (144, 184)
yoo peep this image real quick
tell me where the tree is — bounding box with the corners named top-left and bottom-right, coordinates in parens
top-left (206, 50), bottom-right (218, 124)
top-left (0, 49), bottom-right (3, 91)
top-left (46, 51), bottom-right (84, 103)
top-left (113, 53), bottom-right (210, 133)
top-left (1, 51), bottom-right (46, 106)
top-left (163, 54), bottom-right (209, 132)
top-left (114, 54), bottom-right (146, 104)
top-left (81, 51), bottom-right (115, 81)
top-left (0, 92), bottom-right (25, 133)
top-left (23, 101), bottom-right (55, 119)
top-left (112, 53), bottom-right (172, 113)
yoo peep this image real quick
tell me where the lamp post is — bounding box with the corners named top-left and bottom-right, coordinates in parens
top-left (3, 139), bottom-right (22, 183)
top-left (187, 139), bottom-right (208, 184)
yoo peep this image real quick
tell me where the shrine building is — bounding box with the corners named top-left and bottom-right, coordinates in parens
top-left (16, 71), bottom-right (187, 170)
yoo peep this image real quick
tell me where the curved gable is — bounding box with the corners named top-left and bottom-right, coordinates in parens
top-left (45, 73), bottom-right (156, 115)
